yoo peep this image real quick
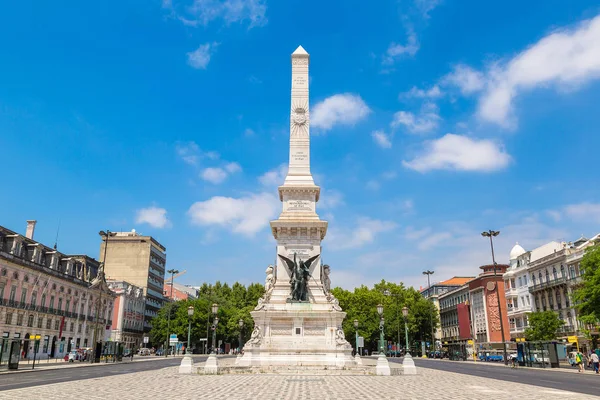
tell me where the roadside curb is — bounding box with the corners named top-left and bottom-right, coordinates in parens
top-left (1, 356), bottom-right (184, 375)
top-left (413, 357), bottom-right (597, 375)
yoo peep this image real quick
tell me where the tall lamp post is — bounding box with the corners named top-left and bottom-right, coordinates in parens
top-left (384, 289), bottom-right (401, 356)
top-left (377, 303), bottom-right (385, 355)
top-left (187, 306), bottom-right (194, 354)
top-left (402, 306), bottom-right (410, 355)
top-left (92, 230), bottom-right (110, 363)
top-left (211, 303), bottom-right (219, 354)
top-left (165, 268), bottom-right (179, 357)
top-left (353, 319), bottom-right (359, 356)
top-left (482, 230), bottom-right (508, 366)
top-left (238, 319), bottom-right (244, 353)
top-left (423, 270), bottom-right (436, 355)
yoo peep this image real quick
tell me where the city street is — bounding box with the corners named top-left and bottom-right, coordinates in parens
top-left (0, 356), bottom-right (207, 391)
top-left (403, 358), bottom-right (600, 396)
top-left (0, 362), bottom-right (597, 400)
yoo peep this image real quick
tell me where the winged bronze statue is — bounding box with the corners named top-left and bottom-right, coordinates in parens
top-left (278, 253), bottom-right (320, 302)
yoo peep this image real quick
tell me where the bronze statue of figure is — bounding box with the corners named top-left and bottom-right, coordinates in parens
top-left (278, 253), bottom-right (319, 302)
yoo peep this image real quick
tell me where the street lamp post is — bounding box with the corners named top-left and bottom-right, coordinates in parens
top-left (92, 230), bottom-right (110, 363)
top-left (165, 268), bottom-right (179, 357)
top-left (377, 303), bottom-right (384, 355)
top-left (482, 230), bottom-right (508, 366)
top-left (238, 319), bottom-right (244, 353)
top-left (423, 270), bottom-right (436, 355)
top-left (187, 306), bottom-right (194, 354)
top-left (384, 289), bottom-right (401, 356)
top-left (353, 319), bottom-right (359, 355)
top-left (402, 306), bottom-right (409, 355)
top-left (211, 303), bottom-right (219, 354)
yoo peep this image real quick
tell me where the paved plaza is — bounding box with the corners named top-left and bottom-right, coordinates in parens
top-left (1, 366), bottom-right (597, 400)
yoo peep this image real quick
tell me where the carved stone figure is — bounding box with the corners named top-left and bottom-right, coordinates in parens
top-left (326, 293), bottom-right (342, 311)
top-left (135, 288), bottom-right (142, 298)
top-left (335, 326), bottom-right (347, 346)
top-left (322, 264), bottom-right (331, 294)
top-left (278, 253), bottom-right (319, 302)
top-left (254, 297), bottom-right (266, 311)
top-left (126, 285), bottom-right (133, 295)
top-left (246, 326), bottom-right (262, 346)
top-left (264, 265), bottom-right (275, 298)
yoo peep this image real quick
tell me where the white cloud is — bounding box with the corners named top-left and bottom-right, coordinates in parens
top-left (391, 102), bottom-right (440, 134)
top-left (311, 94), bottom-right (371, 131)
top-left (371, 130), bottom-right (392, 149)
top-left (135, 206), bottom-right (170, 229)
top-left (442, 16), bottom-right (600, 127)
top-left (165, 0), bottom-right (267, 28)
top-left (224, 162), bottom-right (242, 173)
top-left (201, 163), bottom-right (241, 184)
top-left (564, 202), bottom-right (600, 223)
top-left (442, 64), bottom-right (485, 95)
top-left (402, 133), bottom-right (511, 172)
top-left (383, 31), bottom-right (420, 65)
top-left (401, 85), bottom-right (444, 99)
top-left (329, 217), bottom-right (397, 250)
top-left (404, 226), bottom-right (431, 240)
top-left (415, 0), bottom-right (441, 18)
top-left (418, 231), bottom-right (452, 250)
top-left (243, 128), bottom-right (255, 136)
top-left (366, 180), bottom-right (380, 191)
top-left (259, 164), bottom-right (287, 187)
top-left (175, 141), bottom-right (200, 165)
top-left (319, 190), bottom-right (344, 209)
top-left (187, 192), bottom-right (279, 235)
top-left (187, 43), bottom-right (216, 69)
top-left (201, 167), bottom-right (228, 184)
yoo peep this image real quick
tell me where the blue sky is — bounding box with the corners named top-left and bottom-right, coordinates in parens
top-left (2, 0), bottom-right (600, 290)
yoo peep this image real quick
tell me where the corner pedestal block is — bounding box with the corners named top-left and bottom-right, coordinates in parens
top-left (375, 354), bottom-right (391, 376)
top-left (179, 355), bottom-right (195, 374)
top-left (204, 354), bottom-right (219, 374)
top-left (402, 353), bottom-right (417, 375)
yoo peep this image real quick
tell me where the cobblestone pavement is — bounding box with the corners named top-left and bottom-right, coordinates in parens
top-left (0, 366), bottom-right (597, 400)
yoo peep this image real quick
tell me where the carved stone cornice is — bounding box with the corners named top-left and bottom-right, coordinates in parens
top-left (278, 185), bottom-right (320, 202)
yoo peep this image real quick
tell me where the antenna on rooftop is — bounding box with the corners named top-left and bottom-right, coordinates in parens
top-left (54, 219), bottom-right (61, 250)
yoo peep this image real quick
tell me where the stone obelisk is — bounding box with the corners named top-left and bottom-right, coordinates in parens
top-left (239, 46), bottom-right (354, 368)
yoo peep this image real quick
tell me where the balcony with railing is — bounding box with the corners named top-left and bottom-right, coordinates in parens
top-left (528, 275), bottom-right (580, 293)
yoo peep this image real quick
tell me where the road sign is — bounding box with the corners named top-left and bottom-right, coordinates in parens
top-left (357, 337), bottom-right (364, 347)
top-left (143, 336), bottom-right (149, 344)
top-left (169, 334), bottom-right (178, 344)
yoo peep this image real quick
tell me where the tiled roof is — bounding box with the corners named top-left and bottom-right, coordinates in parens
top-left (437, 276), bottom-right (474, 286)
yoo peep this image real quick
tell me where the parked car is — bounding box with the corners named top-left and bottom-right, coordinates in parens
top-left (138, 348), bottom-right (151, 356)
top-left (67, 350), bottom-right (82, 362)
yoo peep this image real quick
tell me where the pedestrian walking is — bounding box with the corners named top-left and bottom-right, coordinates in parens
top-left (576, 351), bottom-right (585, 372)
top-left (590, 352), bottom-right (599, 374)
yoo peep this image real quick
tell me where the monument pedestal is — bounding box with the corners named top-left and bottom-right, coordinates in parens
top-left (179, 355), bottom-right (194, 374)
top-left (204, 353), bottom-right (219, 374)
top-left (402, 353), bottom-right (417, 375)
top-left (375, 354), bottom-right (391, 376)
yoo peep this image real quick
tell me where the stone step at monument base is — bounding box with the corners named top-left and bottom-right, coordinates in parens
top-left (198, 365), bottom-right (403, 376)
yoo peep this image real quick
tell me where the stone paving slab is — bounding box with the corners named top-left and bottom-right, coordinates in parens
top-left (0, 365), bottom-right (596, 400)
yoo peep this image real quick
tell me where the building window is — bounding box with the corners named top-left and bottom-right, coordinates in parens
top-left (569, 266), bottom-right (576, 279)
top-left (16, 314), bottom-right (24, 326)
top-left (50, 296), bottom-right (55, 311)
top-left (0, 284), bottom-right (4, 301)
top-left (37, 316), bottom-right (43, 329)
top-left (9, 286), bottom-right (16, 302)
top-left (66, 300), bottom-right (70, 314)
top-left (78, 324), bottom-right (82, 333)
top-left (552, 267), bottom-right (558, 280)
top-left (41, 294), bottom-right (46, 308)
top-left (31, 291), bottom-right (37, 308)
top-left (5, 312), bottom-right (13, 324)
top-left (70, 322), bottom-right (74, 332)
top-left (54, 320), bottom-right (60, 330)
top-left (27, 314), bottom-right (34, 327)
top-left (560, 265), bottom-right (565, 278)
top-left (524, 275), bottom-right (528, 285)
top-left (518, 277), bottom-right (522, 287)
top-left (86, 325), bottom-right (89, 334)
top-left (46, 318), bottom-right (52, 330)
top-left (539, 272), bottom-right (543, 283)
top-left (58, 298), bottom-right (63, 312)
top-left (43, 336), bottom-right (49, 353)
top-left (532, 275), bottom-right (536, 285)
top-left (20, 288), bottom-right (27, 304)
top-left (511, 278), bottom-right (516, 288)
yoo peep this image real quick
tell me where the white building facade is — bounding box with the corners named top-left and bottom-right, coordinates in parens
top-left (503, 243), bottom-right (533, 338)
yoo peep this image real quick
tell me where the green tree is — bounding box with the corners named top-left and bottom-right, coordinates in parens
top-left (524, 311), bottom-right (564, 341)
top-left (573, 243), bottom-right (600, 322)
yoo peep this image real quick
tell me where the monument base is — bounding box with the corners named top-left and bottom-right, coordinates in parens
top-left (402, 353), bottom-right (417, 375)
top-left (179, 355), bottom-right (194, 374)
top-left (204, 353), bottom-right (219, 374)
top-left (239, 293), bottom-right (356, 368)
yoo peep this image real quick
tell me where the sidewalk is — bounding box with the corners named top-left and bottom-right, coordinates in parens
top-left (0, 355), bottom-right (182, 374)
top-left (416, 357), bottom-right (600, 375)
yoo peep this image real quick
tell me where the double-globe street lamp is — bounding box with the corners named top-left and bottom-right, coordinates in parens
top-left (402, 306), bottom-right (410, 355)
top-left (165, 268), bottom-right (179, 357)
top-left (481, 229), bottom-right (508, 366)
top-left (422, 270), bottom-right (436, 355)
top-left (377, 303), bottom-right (385, 355)
top-left (187, 306), bottom-right (194, 355)
top-left (353, 319), bottom-right (359, 356)
top-left (211, 303), bottom-right (219, 354)
top-left (238, 319), bottom-right (244, 353)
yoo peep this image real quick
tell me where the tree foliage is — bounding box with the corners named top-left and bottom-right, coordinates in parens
top-left (149, 281), bottom-right (263, 351)
top-left (573, 243), bottom-right (600, 323)
top-left (524, 311), bottom-right (564, 341)
top-left (332, 280), bottom-right (439, 352)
